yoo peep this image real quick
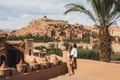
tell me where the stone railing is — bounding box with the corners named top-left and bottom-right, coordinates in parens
top-left (5, 63), bottom-right (67, 80)
top-left (0, 55), bottom-right (67, 80)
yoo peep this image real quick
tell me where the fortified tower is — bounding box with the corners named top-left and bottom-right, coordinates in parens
top-left (25, 39), bottom-right (34, 56)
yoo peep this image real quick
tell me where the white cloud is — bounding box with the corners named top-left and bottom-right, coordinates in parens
top-left (21, 14), bottom-right (31, 18)
top-left (0, 0), bottom-right (63, 10)
top-left (7, 16), bottom-right (12, 20)
top-left (0, 0), bottom-right (95, 30)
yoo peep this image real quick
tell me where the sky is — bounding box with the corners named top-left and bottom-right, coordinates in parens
top-left (0, 0), bottom-right (106, 30)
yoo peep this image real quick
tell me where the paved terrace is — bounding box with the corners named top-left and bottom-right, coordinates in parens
top-left (50, 58), bottom-right (120, 80)
top-left (3, 55), bottom-right (120, 80)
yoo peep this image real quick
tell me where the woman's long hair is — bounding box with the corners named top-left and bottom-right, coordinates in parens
top-left (73, 42), bottom-right (77, 48)
top-left (68, 46), bottom-right (72, 54)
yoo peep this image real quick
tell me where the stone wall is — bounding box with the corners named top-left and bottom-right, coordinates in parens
top-left (5, 63), bottom-right (67, 80)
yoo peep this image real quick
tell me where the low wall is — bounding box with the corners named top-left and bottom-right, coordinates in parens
top-left (5, 63), bottom-right (67, 80)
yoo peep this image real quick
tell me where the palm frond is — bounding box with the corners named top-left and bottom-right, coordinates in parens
top-left (64, 3), bottom-right (86, 15)
top-left (64, 3), bottom-right (98, 25)
top-left (106, 0), bottom-right (120, 26)
top-left (64, 0), bottom-right (120, 28)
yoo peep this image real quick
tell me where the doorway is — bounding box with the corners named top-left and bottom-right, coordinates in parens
top-left (7, 50), bottom-right (17, 68)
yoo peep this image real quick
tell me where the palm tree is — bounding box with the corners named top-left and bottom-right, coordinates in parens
top-left (64, 0), bottom-right (120, 62)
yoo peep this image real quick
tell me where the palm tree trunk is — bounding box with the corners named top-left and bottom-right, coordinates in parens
top-left (98, 26), bottom-right (112, 62)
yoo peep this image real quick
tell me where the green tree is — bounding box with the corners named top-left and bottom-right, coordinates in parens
top-left (25, 33), bottom-right (33, 39)
top-left (63, 41), bottom-right (70, 50)
top-left (64, 0), bottom-right (120, 62)
top-left (49, 43), bottom-right (55, 50)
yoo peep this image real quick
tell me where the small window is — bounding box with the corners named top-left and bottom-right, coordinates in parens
top-left (28, 49), bottom-right (32, 55)
top-left (0, 39), bottom-right (2, 42)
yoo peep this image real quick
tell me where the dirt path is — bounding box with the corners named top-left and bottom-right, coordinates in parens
top-left (50, 59), bottom-right (120, 80)
top-left (50, 73), bottom-right (100, 80)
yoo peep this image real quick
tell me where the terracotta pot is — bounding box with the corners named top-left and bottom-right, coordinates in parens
top-left (59, 60), bottom-right (63, 64)
top-left (0, 69), bottom-right (10, 76)
top-left (16, 59), bottom-right (27, 73)
top-left (41, 57), bottom-right (49, 69)
top-left (50, 56), bottom-right (60, 66)
top-left (16, 64), bottom-right (27, 73)
top-left (30, 63), bottom-right (39, 71)
top-left (30, 58), bottom-right (39, 71)
top-left (0, 61), bottom-right (10, 76)
top-left (53, 60), bottom-right (60, 65)
top-left (46, 55), bottom-right (50, 61)
top-left (40, 64), bottom-right (44, 69)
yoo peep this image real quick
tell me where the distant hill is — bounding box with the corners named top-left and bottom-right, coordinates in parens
top-left (0, 29), bottom-right (6, 34)
top-left (7, 16), bottom-right (120, 40)
top-left (2, 29), bottom-right (12, 32)
top-left (8, 16), bottom-right (96, 40)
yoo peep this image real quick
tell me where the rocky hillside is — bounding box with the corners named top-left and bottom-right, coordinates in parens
top-left (0, 30), bottom-right (6, 34)
top-left (8, 16), bottom-right (96, 40)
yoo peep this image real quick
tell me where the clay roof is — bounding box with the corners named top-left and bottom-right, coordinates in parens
top-left (6, 41), bottom-right (23, 45)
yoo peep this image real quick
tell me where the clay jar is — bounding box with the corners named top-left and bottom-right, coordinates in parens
top-left (30, 59), bottom-right (39, 71)
top-left (50, 56), bottom-right (60, 66)
top-left (16, 59), bottom-right (27, 73)
top-left (46, 55), bottom-right (50, 61)
top-left (59, 60), bottom-right (63, 64)
top-left (41, 57), bottom-right (49, 69)
top-left (0, 61), bottom-right (10, 77)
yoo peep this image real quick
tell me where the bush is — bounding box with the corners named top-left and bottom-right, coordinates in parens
top-left (111, 36), bottom-right (116, 41)
top-left (6, 34), bottom-right (56, 42)
top-left (111, 54), bottom-right (120, 61)
top-left (35, 45), bottom-right (63, 57)
top-left (48, 43), bottom-right (55, 50)
top-left (6, 35), bottom-right (23, 40)
top-left (35, 46), bottom-right (46, 51)
top-left (63, 38), bottom-right (81, 43)
top-left (63, 36), bottom-right (90, 43)
top-left (72, 38), bottom-right (81, 43)
top-left (77, 45), bottom-right (99, 60)
top-left (48, 43), bottom-right (63, 56)
top-left (33, 35), bottom-right (54, 42)
top-left (80, 37), bottom-right (90, 43)
top-left (91, 33), bottom-right (98, 38)
top-left (63, 41), bottom-right (70, 50)
top-left (47, 49), bottom-right (63, 57)
top-left (25, 33), bottom-right (33, 39)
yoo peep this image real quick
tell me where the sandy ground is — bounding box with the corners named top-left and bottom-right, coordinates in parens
top-left (50, 73), bottom-right (100, 80)
top-left (50, 59), bottom-right (120, 80)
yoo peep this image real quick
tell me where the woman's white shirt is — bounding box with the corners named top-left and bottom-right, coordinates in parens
top-left (70, 48), bottom-right (78, 58)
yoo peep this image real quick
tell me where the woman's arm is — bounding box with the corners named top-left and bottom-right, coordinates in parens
top-left (70, 57), bottom-right (74, 64)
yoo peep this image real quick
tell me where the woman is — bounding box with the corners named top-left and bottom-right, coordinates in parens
top-left (70, 42), bottom-right (78, 69)
top-left (67, 42), bottom-right (78, 76)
